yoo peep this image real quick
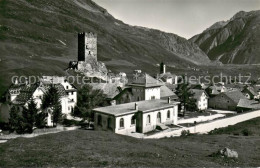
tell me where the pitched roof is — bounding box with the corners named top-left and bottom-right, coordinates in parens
top-left (129, 73), bottom-right (162, 87)
top-left (160, 85), bottom-right (177, 98)
top-left (222, 90), bottom-right (246, 104)
top-left (191, 89), bottom-right (208, 100)
top-left (243, 86), bottom-right (258, 96)
top-left (93, 99), bottom-right (180, 116)
top-left (88, 83), bottom-right (120, 99)
top-left (237, 99), bottom-right (260, 109)
top-left (13, 84), bottom-right (38, 105)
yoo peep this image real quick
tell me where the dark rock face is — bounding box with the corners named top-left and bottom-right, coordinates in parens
top-left (190, 10), bottom-right (260, 64)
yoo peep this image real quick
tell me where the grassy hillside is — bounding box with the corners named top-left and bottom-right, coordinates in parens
top-left (1, 117), bottom-right (260, 167)
top-left (0, 0), bottom-right (216, 97)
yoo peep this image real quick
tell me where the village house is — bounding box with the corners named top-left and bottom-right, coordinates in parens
top-left (237, 99), bottom-right (260, 112)
top-left (208, 90), bottom-right (246, 110)
top-left (241, 86), bottom-right (260, 100)
top-left (93, 98), bottom-right (179, 134)
top-left (191, 89), bottom-right (209, 110)
top-left (89, 75), bottom-right (178, 105)
top-left (6, 76), bottom-right (77, 126)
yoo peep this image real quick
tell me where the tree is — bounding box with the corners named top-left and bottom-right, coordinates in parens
top-left (175, 79), bottom-right (197, 117)
top-left (8, 106), bottom-right (20, 133)
top-left (8, 106), bottom-right (26, 134)
top-left (41, 85), bottom-right (62, 127)
top-left (22, 99), bottom-right (38, 133)
top-left (73, 85), bottom-right (108, 121)
top-left (35, 111), bottom-right (47, 128)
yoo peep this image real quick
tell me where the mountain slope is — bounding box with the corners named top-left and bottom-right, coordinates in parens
top-left (0, 0), bottom-right (217, 97)
top-left (190, 10), bottom-right (260, 64)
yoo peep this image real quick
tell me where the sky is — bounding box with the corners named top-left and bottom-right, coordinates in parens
top-left (93, 0), bottom-right (260, 39)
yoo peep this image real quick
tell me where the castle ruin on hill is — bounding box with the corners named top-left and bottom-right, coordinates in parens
top-left (69, 32), bottom-right (108, 79)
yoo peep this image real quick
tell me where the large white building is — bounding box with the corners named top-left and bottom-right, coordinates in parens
top-left (7, 76), bottom-right (77, 126)
top-left (93, 99), bottom-right (179, 135)
top-left (128, 73), bottom-right (162, 101)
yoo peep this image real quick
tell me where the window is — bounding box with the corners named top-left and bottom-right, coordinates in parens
top-left (66, 86), bottom-right (69, 89)
top-left (107, 118), bottom-right (112, 129)
top-left (151, 96), bottom-right (155, 100)
top-left (72, 99), bottom-right (74, 102)
top-left (120, 118), bottom-right (124, 128)
top-left (147, 115), bottom-right (151, 124)
top-left (167, 110), bottom-right (170, 118)
top-left (97, 115), bottom-right (102, 126)
top-left (71, 92), bottom-right (74, 95)
top-left (157, 112), bottom-right (161, 123)
top-left (131, 116), bottom-right (135, 125)
top-left (68, 107), bottom-right (70, 111)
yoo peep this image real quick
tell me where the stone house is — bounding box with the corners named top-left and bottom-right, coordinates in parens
top-left (208, 90), bottom-right (246, 110)
top-left (93, 99), bottom-right (179, 134)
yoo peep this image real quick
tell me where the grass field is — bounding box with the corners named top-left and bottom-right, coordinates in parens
top-left (0, 118), bottom-right (260, 167)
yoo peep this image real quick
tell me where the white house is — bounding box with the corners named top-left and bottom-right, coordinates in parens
top-left (191, 89), bottom-right (209, 110)
top-left (93, 99), bottom-right (180, 135)
top-left (7, 76), bottom-right (77, 126)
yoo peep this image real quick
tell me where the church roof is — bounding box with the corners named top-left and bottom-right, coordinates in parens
top-left (93, 99), bottom-right (180, 116)
top-left (129, 73), bottom-right (162, 88)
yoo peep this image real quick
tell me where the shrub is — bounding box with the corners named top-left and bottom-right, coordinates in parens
top-left (241, 129), bottom-right (252, 136)
top-left (181, 130), bottom-right (190, 137)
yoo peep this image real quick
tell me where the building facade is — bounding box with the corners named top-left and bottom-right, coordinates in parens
top-left (191, 89), bottom-right (208, 110)
top-left (93, 99), bottom-right (179, 135)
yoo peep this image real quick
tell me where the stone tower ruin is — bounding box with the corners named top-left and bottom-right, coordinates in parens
top-left (78, 32), bottom-right (97, 62)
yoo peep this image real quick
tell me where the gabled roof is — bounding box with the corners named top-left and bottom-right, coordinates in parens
top-left (237, 99), bottom-right (260, 109)
top-left (160, 85), bottom-right (177, 99)
top-left (242, 86), bottom-right (258, 96)
top-left (222, 90), bottom-right (246, 104)
top-left (191, 89), bottom-right (208, 100)
top-left (88, 83), bottom-right (120, 99)
top-left (129, 73), bottom-right (162, 87)
top-left (13, 83), bottom-right (39, 105)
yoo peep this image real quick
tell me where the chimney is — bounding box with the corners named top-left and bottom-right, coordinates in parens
top-left (168, 97), bottom-right (171, 104)
top-left (135, 103), bottom-right (138, 111)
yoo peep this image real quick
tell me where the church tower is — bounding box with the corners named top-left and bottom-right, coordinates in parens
top-left (78, 32), bottom-right (97, 62)
top-left (160, 62), bottom-right (166, 74)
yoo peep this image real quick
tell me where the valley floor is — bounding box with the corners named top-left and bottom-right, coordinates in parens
top-left (0, 118), bottom-right (260, 167)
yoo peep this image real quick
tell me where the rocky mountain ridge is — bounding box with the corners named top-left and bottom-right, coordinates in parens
top-left (190, 10), bottom-right (260, 64)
